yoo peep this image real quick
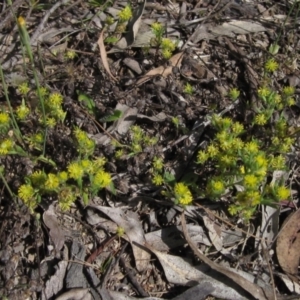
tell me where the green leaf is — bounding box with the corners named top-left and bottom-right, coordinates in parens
top-left (164, 171), bottom-right (175, 184)
top-left (77, 91), bottom-right (95, 114)
top-left (100, 110), bottom-right (122, 122)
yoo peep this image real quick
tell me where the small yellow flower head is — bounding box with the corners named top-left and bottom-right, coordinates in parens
top-left (286, 97), bottom-right (295, 106)
top-left (255, 154), bottom-right (268, 168)
top-left (265, 58), bottom-right (278, 72)
top-left (116, 226), bottom-right (125, 237)
top-left (30, 170), bottom-right (46, 187)
top-left (118, 5), bottom-right (132, 22)
top-left (258, 86), bottom-right (271, 98)
top-left (207, 144), bottom-right (219, 157)
top-left (244, 141), bottom-right (259, 154)
top-left (152, 173), bottom-right (164, 186)
top-left (276, 186), bottom-right (290, 200)
top-left (232, 137), bottom-right (244, 151)
top-left (39, 87), bottom-right (49, 97)
top-left (18, 184), bottom-right (35, 203)
top-left (45, 117), bottom-right (56, 128)
top-left (174, 182), bottom-right (193, 206)
top-left (254, 113), bottom-right (267, 125)
top-left (153, 156), bottom-right (164, 171)
top-left (162, 49), bottom-right (172, 59)
top-left (65, 50), bottom-right (76, 60)
top-left (216, 131), bottom-right (227, 142)
top-left (274, 93), bottom-right (282, 104)
top-left (221, 117), bottom-right (232, 129)
top-left (16, 103), bottom-right (30, 120)
top-left (220, 155), bottom-right (234, 166)
top-left (243, 174), bottom-right (259, 189)
top-left (17, 16), bottom-right (26, 27)
top-left (68, 162), bottom-right (84, 180)
top-left (161, 38), bottom-right (176, 52)
top-left (18, 82), bottom-right (30, 95)
top-left (0, 139), bottom-right (14, 155)
top-left (115, 149), bottom-right (124, 159)
top-left (228, 88), bottom-right (240, 100)
top-left (93, 157), bottom-right (107, 168)
top-left (183, 83), bottom-right (194, 95)
top-left (270, 155), bottom-right (286, 169)
top-left (207, 179), bottom-right (225, 197)
top-left (231, 122), bottom-right (244, 135)
top-left (228, 204), bottom-right (239, 215)
top-left (45, 174), bottom-right (60, 190)
top-left (49, 92), bottom-right (63, 106)
top-left (247, 191), bottom-right (261, 206)
top-left (132, 143), bottom-right (142, 153)
top-left (283, 86), bottom-right (295, 97)
top-left (93, 170), bottom-right (112, 188)
top-left (151, 22), bottom-right (163, 33)
top-left (58, 188), bottom-right (76, 211)
top-left (80, 159), bottom-right (93, 172)
top-left (271, 136), bottom-right (280, 146)
top-left (197, 150), bottom-right (209, 164)
top-left (0, 112), bottom-right (10, 130)
top-left (58, 171), bottom-right (68, 182)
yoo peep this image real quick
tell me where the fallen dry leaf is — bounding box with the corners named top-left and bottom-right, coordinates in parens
top-left (98, 28), bottom-right (117, 82)
top-left (276, 209), bottom-right (300, 282)
top-left (180, 212), bottom-right (276, 300)
top-left (88, 205), bottom-right (151, 272)
top-left (135, 52), bottom-right (184, 86)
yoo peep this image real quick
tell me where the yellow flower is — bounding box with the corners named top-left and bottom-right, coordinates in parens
top-left (255, 154), bottom-right (268, 168)
top-left (16, 103), bottom-right (30, 120)
top-left (49, 92), bottom-right (63, 106)
top-left (152, 174), bottom-right (164, 186)
top-left (174, 182), bottom-right (193, 206)
top-left (30, 170), bottom-right (46, 186)
top-left (153, 157), bottom-right (164, 171)
top-left (58, 171), bottom-right (68, 182)
top-left (0, 139), bottom-right (14, 155)
top-left (270, 155), bottom-right (286, 169)
top-left (283, 86), bottom-right (295, 96)
top-left (243, 174), bottom-right (259, 189)
top-left (276, 186), bottom-right (290, 200)
top-left (232, 138), bottom-right (244, 150)
top-left (116, 226), bottom-right (125, 237)
top-left (0, 112), bottom-right (10, 127)
top-left (231, 122), bottom-right (244, 135)
top-left (286, 97), bottom-right (295, 106)
top-left (197, 150), bottom-right (209, 164)
top-left (18, 82), bottom-right (30, 95)
top-left (207, 144), bottom-right (219, 157)
top-left (17, 16), bottom-right (26, 27)
top-left (258, 86), bottom-right (271, 98)
top-left (244, 141), bottom-right (259, 153)
top-left (162, 49), bottom-right (172, 59)
top-left (228, 88), bottom-right (240, 100)
top-left (93, 170), bottom-right (112, 188)
top-left (254, 114), bottom-right (267, 125)
top-left (265, 58), bottom-right (278, 72)
top-left (18, 184), bottom-right (35, 201)
top-left (68, 162), bottom-right (84, 180)
top-left (45, 174), bottom-right (60, 190)
top-left (65, 50), bottom-right (76, 60)
top-left (151, 22), bottom-right (163, 33)
top-left (118, 5), bottom-right (132, 22)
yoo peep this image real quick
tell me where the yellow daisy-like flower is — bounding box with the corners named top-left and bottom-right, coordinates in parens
top-left (18, 184), bottom-right (35, 202)
top-left (153, 157), bottom-right (164, 171)
top-left (30, 170), bottom-right (46, 187)
top-left (151, 22), bottom-right (163, 33)
top-left (152, 174), bottom-right (164, 186)
top-left (197, 150), bottom-right (209, 164)
top-left (65, 50), bottom-right (76, 60)
top-left (270, 155), bottom-right (286, 169)
top-left (231, 122), bottom-right (244, 135)
top-left (232, 137), bottom-right (244, 150)
top-left (283, 86), bottom-right (295, 96)
top-left (228, 88), bottom-right (240, 100)
top-left (286, 97), bottom-right (295, 106)
top-left (17, 16), bottom-right (26, 27)
top-left (255, 154), bottom-right (268, 168)
top-left (244, 141), bottom-right (259, 153)
top-left (258, 86), bottom-right (271, 98)
top-left (265, 58), bottom-right (278, 72)
top-left (0, 112), bottom-right (10, 126)
top-left (174, 182), bottom-right (193, 206)
top-left (68, 162), bottom-right (84, 180)
top-left (45, 173), bottom-right (60, 190)
top-left (48, 92), bottom-right (63, 106)
top-left (93, 170), bottom-right (112, 188)
top-left (254, 114), bottom-right (267, 125)
top-left (276, 186), bottom-right (290, 200)
top-left (58, 171), bottom-right (68, 183)
top-left (16, 103), bottom-right (30, 120)
top-left (0, 139), bottom-right (14, 155)
top-left (18, 82), bottom-right (30, 95)
top-left (243, 174), bottom-right (259, 189)
top-left (247, 191), bottom-right (261, 206)
top-left (207, 144), bottom-right (219, 157)
top-left (118, 5), bottom-right (132, 22)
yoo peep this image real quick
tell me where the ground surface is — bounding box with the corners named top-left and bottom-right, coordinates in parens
top-left (1, 0), bottom-right (300, 299)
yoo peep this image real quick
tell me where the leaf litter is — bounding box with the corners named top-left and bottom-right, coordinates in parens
top-left (1, 0), bottom-right (300, 299)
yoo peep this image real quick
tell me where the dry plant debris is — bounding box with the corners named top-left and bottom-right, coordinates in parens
top-left (1, 0), bottom-right (300, 299)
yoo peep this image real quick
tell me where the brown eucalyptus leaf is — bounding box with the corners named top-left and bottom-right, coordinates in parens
top-left (43, 208), bottom-right (65, 254)
top-left (276, 209), bottom-right (300, 282)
